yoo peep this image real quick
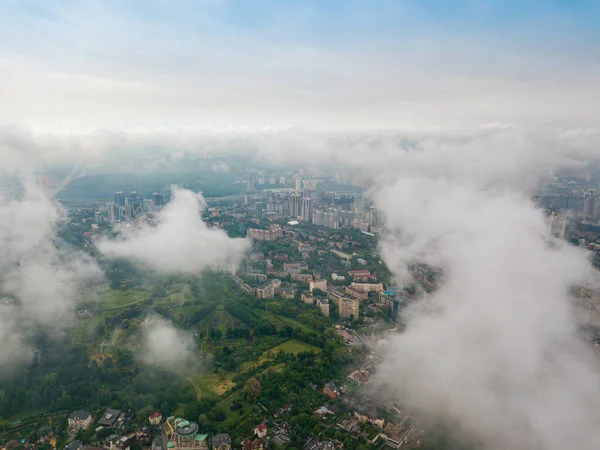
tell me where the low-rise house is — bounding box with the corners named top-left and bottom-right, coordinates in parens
top-left (98, 409), bottom-right (123, 428)
top-left (273, 404), bottom-right (293, 418)
top-left (314, 405), bottom-right (334, 418)
top-left (304, 438), bottom-right (336, 450)
top-left (253, 423), bottom-right (268, 439)
top-left (66, 441), bottom-right (83, 450)
top-left (347, 369), bottom-right (371, 385)
top-left (354, 407), bottom-right (385, 429)
top-left (149, 412), bottom-right (162, 426)
top-left (37, 426), bottom-right (54, 444)
top-left (211, 434), bottom-right (232, 450)
top-left (68, 410), bottom-right (93, 434)
top-left (241, 440), bottom-right (263, 450)
top-left (324, 382), bottom-right (339, 399)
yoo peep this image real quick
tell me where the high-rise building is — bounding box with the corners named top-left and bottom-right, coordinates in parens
top-left (339, 297), bottom-right (360, 319)
top-left (301, 197), bottom-right (313, 222)
top-left (152, 193), bottom-right (164, 209)
top-left (128, 191), bottom-right (139, 210)
top-left (255, 202), bottom-right (263, 219)
top-left (584, 193), bottom-right (598, 219)
top-left (114, 191), bottom-right (125, 207)
top-left (247, 175), bottom-right (255, 191)
top-left (303, 179), bottom-right (318, 191)
top-left (124, 198), bottom-right (135, 219)
top-left (312, 209), bottom-right (325, 226)
top-left (293, 175), bottom-right (303, 191)
top-left (279, 176), bottom-right (286, 185)
top-left (107, 202), bottom-right (116, 223)
top-left (289, 192), bottom-right (301, 218)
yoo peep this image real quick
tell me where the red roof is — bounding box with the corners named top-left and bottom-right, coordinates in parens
top-left (255, 423), bottom-right (267, 432)
top-left (150, 412), bottom-right (161, 419)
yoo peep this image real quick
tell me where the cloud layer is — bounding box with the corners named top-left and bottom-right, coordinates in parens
top-left (97, 186), bottom-right (250, 274)
top-left (372, 133), bottom-right (600, 450)
top-left (138, 316), bottom-right (195, 370)
top-left (0, 136), bottom-right (103, 369)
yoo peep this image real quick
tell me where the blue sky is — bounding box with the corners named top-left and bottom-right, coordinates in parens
top-left (0, 0), bottom-right (599, 129)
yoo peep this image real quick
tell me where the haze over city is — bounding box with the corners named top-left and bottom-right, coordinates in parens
top-left (1, 2), bottom-right (600, 450)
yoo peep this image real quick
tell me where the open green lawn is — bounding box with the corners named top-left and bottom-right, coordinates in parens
top-left (215, 394), bottom-right (252, 423)
top-left (96, 289), bottom-right (147, 309)
top-left (261, 312), bottom-right (317, 333)
top-left (240, 339), bottom-right (320, 372)
top-left (271, 339), bottom-right (321, 354)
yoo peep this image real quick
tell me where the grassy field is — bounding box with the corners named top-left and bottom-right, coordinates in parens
top-left (261, 312), bottom-right (317, 333)
top-left (96, 289), bottom-right (147, 309)
top-left (240, 339), bottom-right (320, 372)
top-left (271, 339), bottom-right (321, 354)
top-left (214, 394), bottom-right (252, 422)
top-left (189, 372), bottom-right (235, 398)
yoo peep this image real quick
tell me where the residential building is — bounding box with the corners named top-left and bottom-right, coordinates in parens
top-left (254, 423), bottom-right (268, 439)
top-left (255, 202), bottom-right (263, 219)
top-left (68, 410), bottom-right (93, 434)
top-left (331, 249), bottom-right (352, 261)
top-left (291, 273), bottom-right (313, 282)
top-left (149, 412), bottom-right (162, 426)
top-left (345, 286), bottom-right (369, 301)
top-left (331, 273), bottom-right (345, 282)
top-left (277, 287), bottom-right (296, 299)
top-left (314, 405), bottom-right (334, 418)
top-left (303, 179), bottom-right (319, 191)
top-left (350, 282), bottom-right (383, 293)
top-left (293, 176), bottom-right (303, 191)
top-left (273, 404), bottom-right (293, 418)
top-left (354, 408), bottom-right (385, 428)
top-left (152, 193), bottom-right (164, 209)
top-left (339, 297), bottom-right (360, 320)
top-left (211, 434), bottom-right (232, 450)
top-left (66, 441), bottom-right (83, 450)
top-left (241, 440), bottom-right (264, 450)
top-left (327, 289), bottom-right (345, 306)
top-left (304, 438), bottom-right (335, 450)
top-left (256, 283), bottom-right (275, 299)
top-left (98, 409), bottom-right (123, 428)
top-left (36, 427), bottom-right (54, 445)
top-left (163, 417), bottom-right (207, 450)
top-left (247, 225), bottom-right (282, 241)
top-left (114, 191), bottom-right (125, 207)
top-left (302, 292), bottom-right (314, 305)
top-left (300, 197), bottom-right (313, 222)
top-left (348, 270), bottom-right (377, 282)
top-left (317, 298), bottom-right (330, 317)
top-left (309, 279), bottom-right (327, 294)
top-left (323, 382), bottom-right (338, 399)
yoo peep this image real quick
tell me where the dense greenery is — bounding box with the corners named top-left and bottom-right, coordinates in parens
top-left (57, 171), bottom-right (242, 201)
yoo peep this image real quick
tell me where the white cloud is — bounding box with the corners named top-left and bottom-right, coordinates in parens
top-left (0, 135), bottom-right (103, 370)
top-left (371, 131), bottom-right (600, 450)
top-left (97, 186), bottom-right (250, 274)
top-left (138, 316), bottom-right (195, 370)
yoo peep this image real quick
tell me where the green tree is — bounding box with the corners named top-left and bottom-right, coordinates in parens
top-left (244, 377), bottom-right (262, 401)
